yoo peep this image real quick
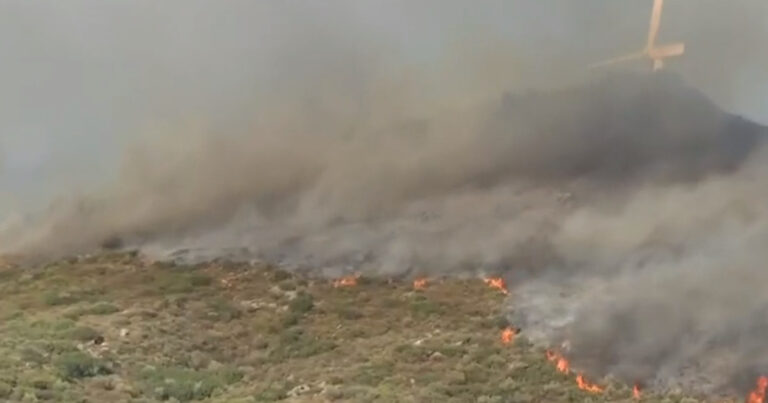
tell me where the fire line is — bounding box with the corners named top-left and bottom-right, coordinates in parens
top-left (333, 274), bottom-right (359, 288)
top-left (546, 350), bottom-right (570, 374)
top-left (501, 327), bottom-right (516, 344)
top-left (545, 350), bottom-right (606, 395)
top-left (576, 373), bottom-right (604, 394)
top-left (747, 376), bottom-right (768, 403)
top-left (483, 277), bottom-right (508, 294)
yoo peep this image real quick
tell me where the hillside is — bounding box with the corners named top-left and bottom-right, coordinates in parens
top-left (0, 253), bottom-right (746, 402)
top-left (482, 71), bottom-right (768, 184)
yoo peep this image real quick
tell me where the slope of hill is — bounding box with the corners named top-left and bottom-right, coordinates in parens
top-left (0, 253), bottom-right (742, 402)
top-left (483, 71), bottom-right (768, 184)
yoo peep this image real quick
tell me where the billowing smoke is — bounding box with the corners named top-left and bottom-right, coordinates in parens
top-left (510, 145), bottom-right (768, 395)
top-left (6, 69), bottom-right (768, 396)
top-left (3, 0), bottom-right (768, 397)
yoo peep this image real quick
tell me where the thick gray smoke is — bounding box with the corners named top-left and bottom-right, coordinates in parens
top-left (3, 0), bottom-right (768, 397)
top-left (6, 70), bottom-right (768, 396)
top-left (510, 145), bottom-right (768, 395)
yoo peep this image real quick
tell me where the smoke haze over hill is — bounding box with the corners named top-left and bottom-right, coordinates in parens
top-left (3, 0), bottom-right (768, 397)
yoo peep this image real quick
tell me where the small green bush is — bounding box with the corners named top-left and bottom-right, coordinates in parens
top-left (336, 308), bottom-right (363, 320)
top-left (268, 329), bottom-right (337, 361)
top-left (65, 302), bottom-right (120, 319)
top-left (409, 298), bottom-right (444, 317)
top-left (281, 312), bottom-right (302, 328)
top-left (288, 292), bottom-right (314, 315)
top-left (42, 291), bottom-right (79, 306)
top-left (19, 346), bottom-right (47, 365)
top-left (270, 270), bottom-right (292, 282)
top-left (188, 274), bottom-right (213, 287)
top-left (0, 382), bottom-right (11, 398)
top-left (254, 384), bottom-right (288, 402)
top-left (351, 362), bottom-right (395, 386)
top-left (85, 303), bottom-right (120, 315)
top-left (55, 352), bottom-right (113, 380)
top-left (206, 298), bottom-right (242, 322)
top-left (140, 366), bottom-right (243, 402)
top-left (278, 280), bottom-right (297, 291)
top-left (158, 272), bottom-right (213, 294)
top-left (67, 326), bottom-right (101, 342)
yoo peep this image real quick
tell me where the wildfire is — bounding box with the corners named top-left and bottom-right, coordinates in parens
top-left (413, 277), bottom-right (428, 290)
top-left (747, 376), bottom-right (768, 403)
top-left (501, 327), bottom-right (517, 344)
top-left (333, 274), bottom-right (359, 288)
top-left (546, 350), bottom-right (570, 374)
top-left (633, 384), bottom-right (642, 399)
top-left (545, 350), bottom-right (605, 395)
top-left (576, 374), bottom-right (604, 394)
top-left (483, 277), bottom-right (509, 294)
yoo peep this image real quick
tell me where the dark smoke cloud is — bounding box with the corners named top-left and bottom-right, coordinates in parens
top-left (3, 0), bottom-right (768, 397)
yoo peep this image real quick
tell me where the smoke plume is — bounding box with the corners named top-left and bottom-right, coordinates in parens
top-left (3, 0), bottom-right (768, 397)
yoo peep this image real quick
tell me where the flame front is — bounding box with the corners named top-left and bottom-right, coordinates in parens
top-left (546, 350), bottom-right (570, 374)
top-left (413, 278), bottom-right (428, 290)
top-left (333, 275), bottom-right (359, 288)
top-left (501, 327), bottom-right (516, 344)
top-left (633, 384), bottom-right (641, 399)
top-left (545, 350), bottom-right (606, 395)
top-left (483, 277), bottom-right (509, 294)
top-left (576, 374), bottom-right (604, 394)
top-left (747, 376), bottom-right (768, 403)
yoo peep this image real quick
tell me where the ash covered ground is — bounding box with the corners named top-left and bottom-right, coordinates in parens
top-left (4, 72), bottom-right (768, 397)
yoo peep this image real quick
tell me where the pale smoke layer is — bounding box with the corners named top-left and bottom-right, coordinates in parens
top-left (3, 1), bottom-right (768, 396)
top-left (4, 71), bottom-right (768, 396)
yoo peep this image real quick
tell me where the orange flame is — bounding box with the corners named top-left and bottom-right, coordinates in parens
top-left (546, 350), bottom-right (570, 374)
top-left (576, 374), bottom-right (604, 394)
top-left (483, 277), bottom-right (509, 294)
top-left (333, 275), bottom-right (359, 288)
top-left (747, 376), bottom-right (768, 403)
top-left (501, 327), bottom-right (516, 344)
top-left (413, 278), bottom-right (428, 290)
top-left (633, 384), bottom-right (642, 399)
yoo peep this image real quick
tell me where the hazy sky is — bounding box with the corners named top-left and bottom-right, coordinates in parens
top-left (1, 1), bottom-right (767, 215)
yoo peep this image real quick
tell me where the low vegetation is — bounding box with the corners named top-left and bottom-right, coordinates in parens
top-left (0, 252), bottom-right (738, 402)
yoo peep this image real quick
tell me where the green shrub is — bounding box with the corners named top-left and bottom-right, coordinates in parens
top-left (65, 302), bottom-right (120, 319)
top-left (0, 382), bottom-right (11, 398)
top-left (67, 326), bottom-right (101, 342)
top-left (351, 362), bottom-right (395, 386)
top-left (270, 270), bottom-right (292, 282)
top-left (205, 298), bottom-right (242, 322)
top-left (19, 346), bottom-right (47, 365)
top-left (268, 329), bottom-right (337, 361)
top-left (254, 384), bottom-right (288, 402)
top-left (84, 303), bottom-right (120, 315)
top-left (336, 308), bottom-right (363, 320)
top-left (288, 292), bottom-right (314, 315)
top-left (188, 274), bottom-right (213, 287)
top-left (42, 291), bottom-right (79, 306)
top-left (158, 272), bottom-right (213, 294)
top-left (278, 280), bottom-right (297, 291)
top-left (409, 298), bottom-right (444, 317)
top-left (55, 352), bottom-right (112, 380)
top-left (281, 312), bottom-right (302, 328)
top-left (140, 366), bottom-right (243, 402)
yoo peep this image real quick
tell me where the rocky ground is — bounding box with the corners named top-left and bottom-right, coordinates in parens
top-left (0, 253), bottom-right (741, 402)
